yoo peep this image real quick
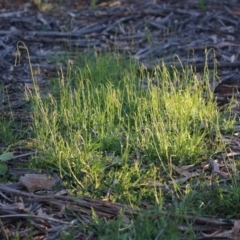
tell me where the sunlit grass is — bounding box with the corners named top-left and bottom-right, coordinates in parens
top-left (26, 51), bottom-right (236, 238)
top-left (28, 52), bottom-right (234, 196)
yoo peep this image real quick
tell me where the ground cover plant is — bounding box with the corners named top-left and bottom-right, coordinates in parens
top-left (1, 0), bottom-right (240, 239)
top-left (22, 51), bottom-right (238, 239)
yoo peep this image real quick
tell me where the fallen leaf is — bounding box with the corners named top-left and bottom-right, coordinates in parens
top-left (202, 220), bottom-right (240, 239)
top-left (20, 174), bottom-right (57, 192)
top-left (231, 220), bottom-right (240, 239)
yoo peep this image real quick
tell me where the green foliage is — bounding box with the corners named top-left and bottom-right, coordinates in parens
top-left (0, 95), bottom-right (25, 178)
top-left (0, 152), bottom-right (13, 176)
top-left (93, 210), bottom-right (183, 240)
top-left (29, 52), bottom-right (234, 193)
top-left (198, 0), bottom-right (206, 11)
top-left (177, 180), bottom-right (240, 218)
top-left (27, 52), bottom-right (236, 237)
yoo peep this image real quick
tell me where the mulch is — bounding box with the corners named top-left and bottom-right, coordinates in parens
top-left (1, 0), bottom-right (240, 239)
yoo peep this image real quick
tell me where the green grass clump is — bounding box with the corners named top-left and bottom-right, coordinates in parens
top-left (92, 210), bottom-right (182, 240)
top-left (28, 52), bottom-right (234, 202)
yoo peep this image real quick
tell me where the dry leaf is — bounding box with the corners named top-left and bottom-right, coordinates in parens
top-left (209, 158), bottom-right (229, 178)
top-left (20, 174), bottom-right (57, 192)
top-left (232, 220), bottom-right (240, 239)
top-left (169, 164), bottom-right (200, 184)
top-left (202, 220), bottom-right (240, 239)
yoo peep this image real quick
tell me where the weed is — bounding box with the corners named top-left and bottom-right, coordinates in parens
top-left (30, 52), bottom-right (233, 184)
top-left (27, 51), bottom-right (235, 238)
top-left (198, 0), bottom-right (206, 11)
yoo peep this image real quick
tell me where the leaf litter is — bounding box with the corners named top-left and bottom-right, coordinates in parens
top-left (1, 0), bottom-right (240, 239)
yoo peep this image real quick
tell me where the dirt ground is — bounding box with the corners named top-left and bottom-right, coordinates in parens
top-left (1, 0), bottom-right (240, 106)
top-left (1, 0), bottom-right (240, 239)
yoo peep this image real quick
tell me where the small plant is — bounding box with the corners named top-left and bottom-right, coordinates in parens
top-left (0, 152), bottom-right (13, 176)
top-left (28, 52), bottom-right (234, 189)
top-left (198, 0), bottom-right (206, 11)
top-left (26, 51), bottom-right (236, 238)
top-left (33, 0), bottom-right (63, 11)
top-left (90, 0), bottom-right (97, 8)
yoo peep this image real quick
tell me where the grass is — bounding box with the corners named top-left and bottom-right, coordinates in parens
top-left (3, 51), bottom-right (238, 238)
top-left (0, 88), bottom-right (31, 179)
